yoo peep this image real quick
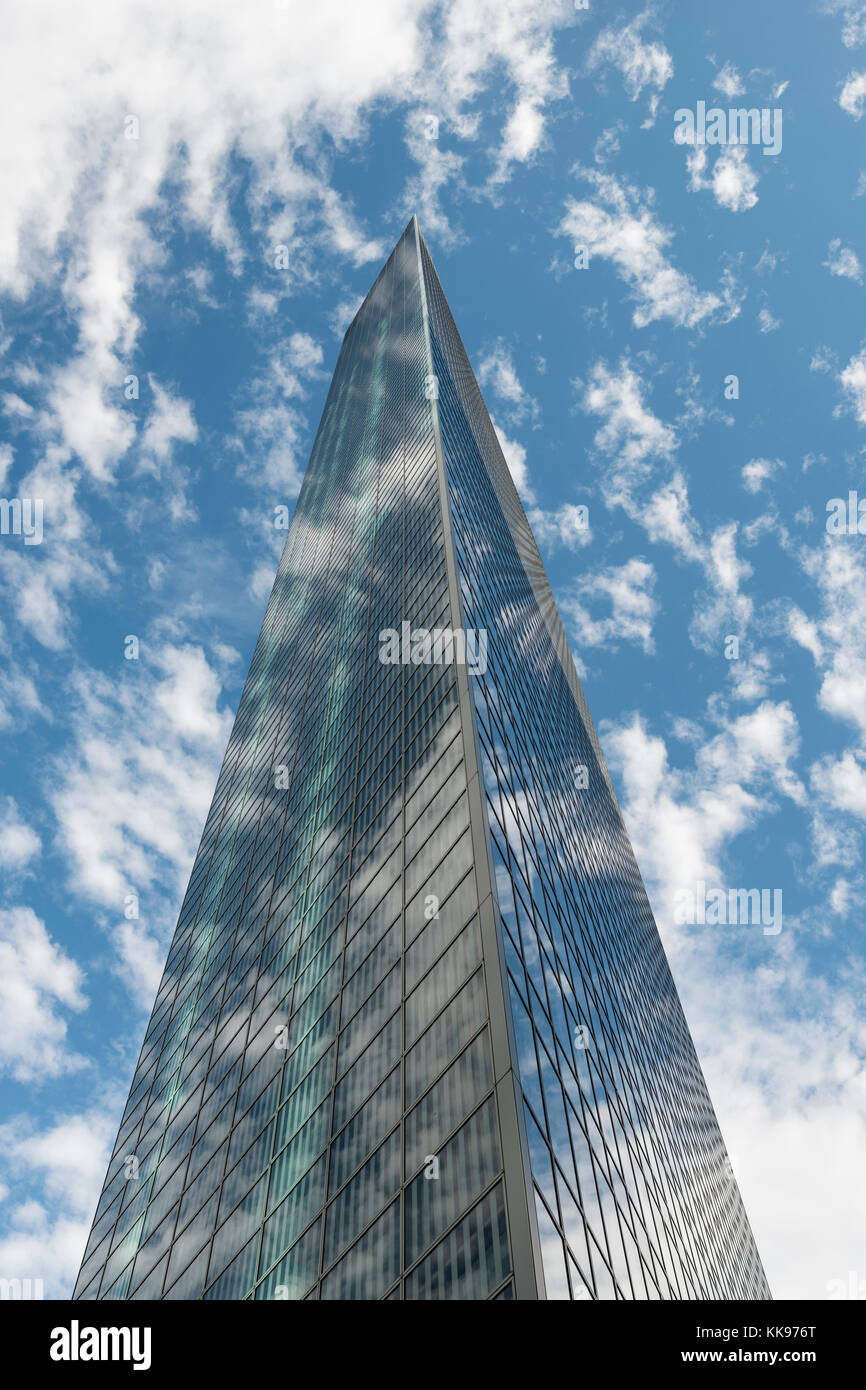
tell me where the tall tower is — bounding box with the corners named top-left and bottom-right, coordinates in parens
top-left (73, 218), bottom-right (770, 1301)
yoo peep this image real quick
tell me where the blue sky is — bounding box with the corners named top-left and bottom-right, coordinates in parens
top-left (1, 0), bottom-right (865, 1299)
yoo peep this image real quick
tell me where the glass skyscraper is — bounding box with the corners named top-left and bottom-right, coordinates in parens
top-left (73, 218), bottom-right (770, 1302)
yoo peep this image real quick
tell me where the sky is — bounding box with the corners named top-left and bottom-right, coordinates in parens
top-left (0, 0), bottom-right (864, 1301)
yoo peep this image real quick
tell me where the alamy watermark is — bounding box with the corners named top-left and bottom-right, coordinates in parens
top-left (674, 101), bottom-right (783, 156)
top-left (0, 497), bottom-right (43, 545)
top-left (674, 881), bottom-right (783, 936)
top-left (826, 1271), bottom-right (866, 1299)
top-left (379, 621), bottom-right (487, 675)
top-left (0, 1276), bottom-right (43, 1300)
top-left (826, 492), bottom-right (866, 535)
top-left (50, 1322), bottom-right (151, 1371)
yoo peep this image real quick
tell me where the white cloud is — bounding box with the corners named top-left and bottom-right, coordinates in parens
top-left (757, 305), bottom-right (780, 332)
top-left (0, 0), bottom-right (576, 643)
top-left (825, 237), bottom-right (864, 283)
top-left (0, 798), bottom-right (41, 870)
top-left (690, 521), bottom-right (754, 652)
top-left (742, 457), bottom-right (784, 493)
top-left (495, 419), bottom-right (593, 554)
top-left (478, 341), bottom-right (540, 426)
top-left (837, 346), bottom-right (866, 423)
top-left (0, 908), bottom-right (87, 1083)
top-left (602, 714), bottom-right (761, 931)
top-left (699, 700), bottom-right (805, 805)
top-left (727, 649), bottom-right (776, 703)
top-left (315, 188), bottom-right (387, 268)
top-left (0, 1102), bottom-right (122, 1297)
top-left (527, 503), bottom-right (592, 551)
top-left (713, 61), bottom-right (745, 98)
top-left (230, 353), bottom-right (312, 498)
top-left (285, 331), bottom-right (324, 374)
top-left (810, 346), bottom-right (835, 374)
top-left (560, 169), bottom-right (735, 328)
top-left (52, 642), bottom-right (231, 904)
top-left (0, 666), bottom-right (48, 731)
top-left (640, 470), bottom-right (704, 562)
top-left (492, 421), bottom-right (533, 503)
top-left (578, 361), bottom-right (702, 562)
top-left (112, 919), bottom-right (166, 1012)
top-left (0, 445), bottom-right (116, 651)
top-left (576, 359), bottom-right (755, 652)
top-left (829, 876), bottom-right (857, 914)
top-left (579, 358), bottom-right (677, 486)
top-left (0, 2), bottom-right (419, 309)
top-left (185, 265), bottom-right (220, 309)
top-left (138, 377), bottom-right (199, 520)
top-left (576, 358), bottom-right (713, 562)
top-left (49, 642), bottom-right (232, 1006)
top-left (139, 378), bottom-right (198, 466)
top-left (839, 69), bottom-right (866, 117)
top-left (687, 143), bottom-right (760, 213)
top-left (711, 148), bottom-right (756, 212)
top-left (811, 750), bottom-right (866, 818)
top-left (787, 604), bottom-right (823, 662)
top-left (754, 244), bottom-right (780, 275)
top-left (249, 560), bottom-right (278, 605)
top-left (586, 12), bottom-right (673, 124)
top-left (797, 541), bottom-right (866, 738)
top-left (399, 1), bottom-right (574, 218)
top-left (432, 0), bottom-right (571, 188)
top-left (593, 124), bottom-right (623, 165)
top-left (2, 392), bottom-right (35, 420)
top-left (825, 0), bottom-right (866, 48)
top-left (601, 712), bottom-right (865, 1297)
top-left (562, 556), bottom-right (658, 654)
top-left (152, 644), bottom-right (229, 743)
top-left (45, 356), bottom-right (137, 485)
top-left (402, 113), bottom-right (466, 242)
top-left (499, 98), bottom-right (545, 169)
top-left (0, 543), bottom-right (113, 652)
top-left (0, 442), bottom-right (12, 489)
top-left (328, 295), bottom-right (364, 339)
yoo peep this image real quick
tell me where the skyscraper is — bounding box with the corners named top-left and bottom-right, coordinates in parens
top-left (73, 218), bottom-right (770, 1302)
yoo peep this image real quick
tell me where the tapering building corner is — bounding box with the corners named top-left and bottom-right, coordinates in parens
top-left (74, 218), bottom-right (770, 1301)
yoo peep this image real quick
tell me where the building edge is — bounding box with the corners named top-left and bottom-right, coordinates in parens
top-left (413, 217), bottom-right (547, 1300)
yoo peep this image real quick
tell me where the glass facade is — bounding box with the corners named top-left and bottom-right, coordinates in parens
top-left (73, 218), bottom-right (769, 1301)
